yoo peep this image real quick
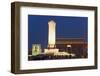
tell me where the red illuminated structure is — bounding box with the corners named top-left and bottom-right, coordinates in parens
top-left (56, 38), bottom-right (87, 58)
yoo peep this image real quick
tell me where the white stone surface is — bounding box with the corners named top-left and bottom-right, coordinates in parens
top-left (48, 20), bottom-right (56, 48)
top-left (44, 49), bottom-right (59, 54)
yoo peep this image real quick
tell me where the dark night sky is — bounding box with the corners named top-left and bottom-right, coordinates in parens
top-left (28, 15), bottom-right (88, 50)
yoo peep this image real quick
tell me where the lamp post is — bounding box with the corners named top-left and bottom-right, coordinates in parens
top-left (67, 44), bottom-right (72, 58)
top-left (67, 44), bottom-right (72, 53)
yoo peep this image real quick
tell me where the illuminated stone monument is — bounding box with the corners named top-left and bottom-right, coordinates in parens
top-left (44, 20), bottom-right (59, 54)
top-left (32, 44), bottom-right (41, 56)
top-left (48, 20), bottom-right (56, 48)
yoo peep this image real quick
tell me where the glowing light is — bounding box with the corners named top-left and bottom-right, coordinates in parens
top-left (44, 20), bottom-right (59, 54)
top-left (67, 45), bottom-right (72, 47)
top-left (48, 20), bottom-right (56, 48)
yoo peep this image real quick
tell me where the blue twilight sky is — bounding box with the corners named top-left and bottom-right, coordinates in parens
top-left (28, 15), bottom-right (88, 50)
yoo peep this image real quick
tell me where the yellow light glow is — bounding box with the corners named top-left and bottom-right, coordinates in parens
top-left (44, 49), bottom-right (59, 54)
top-left (48, 20), bottom-right (56, 48)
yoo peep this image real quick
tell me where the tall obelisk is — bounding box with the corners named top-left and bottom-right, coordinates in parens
top-left (48, 20), bottom-right (56, 48)
top-left (44, 20), bottom-right (59, 54)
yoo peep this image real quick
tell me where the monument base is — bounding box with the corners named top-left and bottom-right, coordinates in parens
top-left (44, 49), bottom-right (59, 54)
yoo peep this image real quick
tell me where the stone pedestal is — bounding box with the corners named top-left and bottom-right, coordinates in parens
top-left (44, 49), bottom-right (59, 54)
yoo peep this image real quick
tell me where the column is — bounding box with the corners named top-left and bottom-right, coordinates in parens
top-left (48, 20), bottom-right (56, 48)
